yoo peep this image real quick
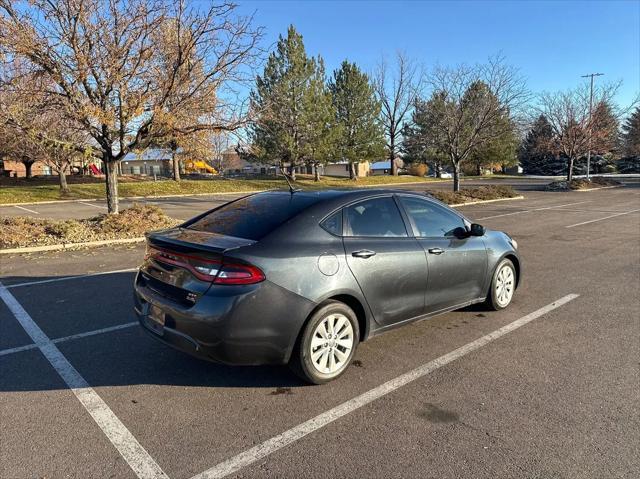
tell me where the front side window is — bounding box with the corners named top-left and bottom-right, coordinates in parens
top-left (399, 196), bottom-right (465, 238)
top-left (346, 197), bottom-right (408, 237)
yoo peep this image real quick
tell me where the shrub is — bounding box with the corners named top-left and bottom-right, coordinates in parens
top-left (0, 204), bottom-right (180, 249)
top-left (426, 185), bottom-right (518, 205)
top-left (408, 164), bottom-right (428, 177)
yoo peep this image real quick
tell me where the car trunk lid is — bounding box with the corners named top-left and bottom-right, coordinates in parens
top-left (138, 228), bottom-right (256, 306)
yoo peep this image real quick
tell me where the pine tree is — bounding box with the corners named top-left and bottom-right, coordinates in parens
top-left (403, 97), bottom-right (447, 176)
top-left (250, 25), bottom-right (335, 180)
top-left (329, 61), bottom-right (384, 180)
top-left (519, 115), bottom-right (563, 175)
top-left (618, 106), bottom-right (640, 173)
top-left (467, 115), bottom-right (519, 175)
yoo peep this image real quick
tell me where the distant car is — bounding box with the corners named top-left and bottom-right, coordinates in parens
top-left (134, 190), bottom-right (521, 384)
top-left (432, 172), bottom-right (453, 179)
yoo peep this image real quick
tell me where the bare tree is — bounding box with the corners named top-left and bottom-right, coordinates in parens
top-left (373, 52), bottom-right (422, 175)
top-left (535, 81), bottom-right (629, 182)
top-left (0, 0), bottom-right (262, 213)
top-left (0, 62), bottom-right (87, 189)
top-left (424, 55), bottom-right (529, 190)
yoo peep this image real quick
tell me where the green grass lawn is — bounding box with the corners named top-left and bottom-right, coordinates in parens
top-left (0, 175), bottom-right (444, 204)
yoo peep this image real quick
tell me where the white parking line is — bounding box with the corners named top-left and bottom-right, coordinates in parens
top-left (565, 208), bottom-right (640, 228)
top-left (0, 322), bottom-right (138, 357)
top-left (13, 205), bottom-right (39, 214)
top-left (79, 201), bottom-right (107, 209)
top-left (6, 268), bottom-right (138, 289)
top-left (477, 201), bottom-right (590, 220)
top-left (0, 282), bottom-right (167, 479)
top-left (191, 294), bottom-right (580, 479)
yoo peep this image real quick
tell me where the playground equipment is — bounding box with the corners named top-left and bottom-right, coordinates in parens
top-left (185, 160), bottom-right (217, 174)
top-left (89, 164), bottom-right (102, 175)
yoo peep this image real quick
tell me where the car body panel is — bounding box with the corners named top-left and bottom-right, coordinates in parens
top-left (417, 236), bottom-right (488, 312)
top-left (344, 236), bottom-right (428, 326)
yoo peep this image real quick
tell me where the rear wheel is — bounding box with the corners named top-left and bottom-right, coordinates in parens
top-left (486, 259), bottom-right (516, 310)
top-left (290, 301), bottom-right (360, 384)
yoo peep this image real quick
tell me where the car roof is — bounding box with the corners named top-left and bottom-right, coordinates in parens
top-left (256, 188), bottom-right (427, 202)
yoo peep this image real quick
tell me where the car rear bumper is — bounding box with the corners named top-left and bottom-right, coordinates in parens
top-left (133, 271), bottom-right (316, 365)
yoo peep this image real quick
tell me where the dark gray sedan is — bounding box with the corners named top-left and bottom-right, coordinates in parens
top-left (134, 189), bottom-right (521, 384)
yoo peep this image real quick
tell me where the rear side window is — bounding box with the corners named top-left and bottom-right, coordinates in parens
top-left (321, 210), bottom-right (343, 236)
top-left (346, 197), bottom-right (408, 237)
top-left (187, 193), bottom-right (320, 240)
top-left (399, 196), bottom-right (465, 237)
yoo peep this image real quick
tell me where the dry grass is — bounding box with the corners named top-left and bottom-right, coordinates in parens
top-left (426, 185), bottom-right (519, 205)
top-left (0, 204), bottom-right (180, 249)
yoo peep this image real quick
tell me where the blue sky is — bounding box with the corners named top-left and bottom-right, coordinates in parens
top-left (235, 0), bottom-right (640, 107)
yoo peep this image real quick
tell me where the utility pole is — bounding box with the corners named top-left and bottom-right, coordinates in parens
top-left (581, 72), bottom-right (604, 180)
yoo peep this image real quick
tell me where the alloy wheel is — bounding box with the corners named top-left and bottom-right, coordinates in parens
top-left (495, 264), bottom-right (515, 307)
top-left (309, 313), bottom-right (354, 375)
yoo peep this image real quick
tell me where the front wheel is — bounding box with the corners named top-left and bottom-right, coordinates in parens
top-left (290, 301), bottom-right (360, 384)
top-left (486, 259), bottom-right (516, 310)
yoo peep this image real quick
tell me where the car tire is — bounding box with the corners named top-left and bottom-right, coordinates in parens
top-left (290, 300), bottom-right (360, 385)
top-left (486, 258), bottom-right (516, 310)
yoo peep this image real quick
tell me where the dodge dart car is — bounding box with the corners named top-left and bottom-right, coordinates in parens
top-left (134, 189), bottom-right (521, 384)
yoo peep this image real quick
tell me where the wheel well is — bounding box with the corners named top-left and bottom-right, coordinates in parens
top-left (504, 254), bottom-right (521, 288)
top-left (324, 294), bottom-right (368, 342)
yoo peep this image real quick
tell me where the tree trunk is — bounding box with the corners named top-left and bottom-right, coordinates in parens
top-left (289, 164), bottom-right (296, 181)
top-left (476, 163), bottom-right (482, 176)
top-left (349, 162), bottom-right (359, 181)
top-left (314, 163), bottom-right (320, 182)
top-left (172, 149), bottom-right (181, 181)
top-left (390, 153), bottom-right (398, 176)
top-left (453, 162), bottom-right (461, 192)
top-left (23, 161), bottom-right (34, 179)
top-left (58, 167), bottom-right (69, 193)
top-left (567, 157), bottom-right (574, 182)
top-left (104, 159), bottom-right (119, 214)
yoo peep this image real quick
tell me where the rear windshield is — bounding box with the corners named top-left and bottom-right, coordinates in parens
top-left (186, 192), bottom-right (321, 240)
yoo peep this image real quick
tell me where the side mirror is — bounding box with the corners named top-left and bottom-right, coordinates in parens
top-left (469, 223), bottom-right (485, 236)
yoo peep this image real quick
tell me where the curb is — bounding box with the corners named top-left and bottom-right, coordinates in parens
top-left (0, 195), bottom-right (525, 255)
top-left (572, 185), bottom-right (622, 192)
top-left (0, 237), bottom-right (145, 255)
top-left (449, 195), bottom-right (524, 207)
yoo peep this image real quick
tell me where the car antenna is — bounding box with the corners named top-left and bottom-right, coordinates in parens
top-left (281, 171), bottom-right (301, 194)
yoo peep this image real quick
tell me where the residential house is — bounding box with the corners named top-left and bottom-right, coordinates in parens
top-left (323, 161), bottom-right (370, 178)
top-left (121, 149), bottom-right (173, 176)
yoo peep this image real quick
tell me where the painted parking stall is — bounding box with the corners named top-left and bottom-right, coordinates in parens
top-left (1, 184), bottom-right (638, 478)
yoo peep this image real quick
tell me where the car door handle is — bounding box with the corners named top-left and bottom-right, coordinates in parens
top-left (352, 249), bottom-right (376, 259)
top-left (428, 248), bottom-right (445, 255)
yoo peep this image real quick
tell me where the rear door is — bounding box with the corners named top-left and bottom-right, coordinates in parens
top-left (397, 195), bottom-right (488, 313)
top-left (343, 196), bottom-right (428, 327)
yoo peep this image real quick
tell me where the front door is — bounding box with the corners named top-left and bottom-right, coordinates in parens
top-left (343, 196), bottom-right (428, 327)
top-left (397, 195), bottom-right (488, 313)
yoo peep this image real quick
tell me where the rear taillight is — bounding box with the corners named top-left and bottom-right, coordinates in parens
top-left (145, 245), bottom-right (265, 285)
top-left (214, 263), bottom-right (266, 285)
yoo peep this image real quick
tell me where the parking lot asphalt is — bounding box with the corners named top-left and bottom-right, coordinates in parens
top-left (1, 182), bottom-right (639, 478)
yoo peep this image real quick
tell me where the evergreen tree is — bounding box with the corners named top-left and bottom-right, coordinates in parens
top-left (403, 97), bottom-right (448, 176)
top-left (329, 61), bottom-right (384, 180)
top-left (618, 106), bottom-right (640, 173)
top-left (250, 25), bottom-right (334, 180)
top-left (518, 115), bottom-right (564, 175)
top-left (467, 115), bottom-right (519, 175)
